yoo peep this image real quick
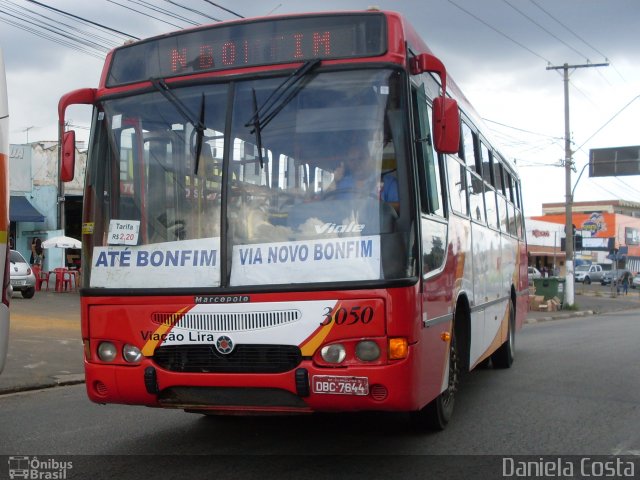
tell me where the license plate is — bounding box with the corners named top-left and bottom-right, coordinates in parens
top-left (312, 375), bottom-right (369, 396)
top-left (10, 280), bottom-right (26, 286)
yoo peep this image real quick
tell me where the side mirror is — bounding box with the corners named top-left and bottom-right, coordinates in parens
top-left (61, 130), bottom-right (76, 182)
top-left (432, 96), bottom-right (460, 154)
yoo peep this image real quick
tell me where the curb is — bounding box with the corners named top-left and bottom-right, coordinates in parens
top-left (0, 374), bottom-right (85, 396)
top-left (525, 310), bottom-right (595, 324)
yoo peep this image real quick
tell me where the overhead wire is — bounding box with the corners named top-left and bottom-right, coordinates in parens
top-left (0, 1), bottom-right (111, 57)
top-left (0, 15), bottom-right (104, 59)
top-left (126, 0), bottom-right (201, 26)
top-left (501, 0), bottom-right (590, 62)
top-left (163, 0), bottom-right (222, 22)
top-left (529, 0), bottom-right (623, 83)
top-left (26, 0), bottom-right (138, 40)
top-left (1, 0), bottom-right (121, 50)
top-left (446, 0), bottom-right (552, 64)
top-left (106, 0), bottom-right (185, 29)
top-left (201, 0), bottom-right (244, 19)
top-left (482, 117), bottom-right (564, 141)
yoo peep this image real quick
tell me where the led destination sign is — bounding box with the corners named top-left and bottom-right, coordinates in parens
top-left (107, 14), bottom-right (387, 86)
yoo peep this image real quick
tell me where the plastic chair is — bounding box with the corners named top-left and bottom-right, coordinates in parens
top-left (31, 265), bottom-right (47, 291)
top-left (53, 268), bottom-right (73, 292)
top-left (67, 270), bottom-right (80, 291)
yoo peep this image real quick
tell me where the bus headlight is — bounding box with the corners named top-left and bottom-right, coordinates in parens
top-left (97, 342), bottom-right (117, 362)
top-left (123, 344), bottom-right (142, 363)
top-left (320, 344), bottom-right (346, 364)
top-left (355, 340), bottom-right (380, 361)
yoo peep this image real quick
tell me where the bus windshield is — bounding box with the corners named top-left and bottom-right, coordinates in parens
top-left (85, 68), bottom-right (413, 289)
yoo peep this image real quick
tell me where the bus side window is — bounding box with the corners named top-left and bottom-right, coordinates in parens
top-left (412, 81), bottom-right (448, 275)
top-left (412, 82), bottom-right (445, 217)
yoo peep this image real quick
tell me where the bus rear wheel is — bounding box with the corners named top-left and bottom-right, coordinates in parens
top-left (411, 332), bottom-right (459, 431)
top-left (491, 299), bottom-right (515, 369)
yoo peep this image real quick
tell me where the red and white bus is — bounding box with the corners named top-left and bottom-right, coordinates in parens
top-left (59, 9), bottom-right (528, 429)
top-left (0, 47), bottom-right (10, 374)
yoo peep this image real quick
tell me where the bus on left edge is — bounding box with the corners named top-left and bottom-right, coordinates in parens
top-left (0, 47), bottom-right (11, 374)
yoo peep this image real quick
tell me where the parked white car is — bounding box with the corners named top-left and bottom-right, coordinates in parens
top-left (9, 249), bottom-right (36, 298)
top-left (528, 267), bottom-right (541, 282)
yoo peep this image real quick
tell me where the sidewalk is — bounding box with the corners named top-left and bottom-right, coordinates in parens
top-left (526, 286), bottom-right (640, 323)
top-left (0, 290), bottom-right (83, 394)
top-left (1, 286), bottom-right (639, 395)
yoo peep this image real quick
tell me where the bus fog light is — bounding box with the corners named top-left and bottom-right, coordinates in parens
top-left (123, 344), bottom-right (142, 363)
top-left (355, 340), bottom-right (380, 361)
top-left (97, 342), bottom-right (117, 362)
top-left (320, 344), bottom-right (346, 363)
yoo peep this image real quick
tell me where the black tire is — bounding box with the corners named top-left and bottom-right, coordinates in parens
top-left (21, 287), bottom-right (35, 299)
top-left (411, 331), bottom-right (459, 431)
top-left (584, 276), bottom-right (591, 285)
top-left (492, 299), bottom-right (515, 369)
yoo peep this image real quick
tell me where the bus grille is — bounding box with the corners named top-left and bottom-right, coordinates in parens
top-left (152, 310), bottom-right (301, 331)
top-left (152, 344), bottom-right (302, 373)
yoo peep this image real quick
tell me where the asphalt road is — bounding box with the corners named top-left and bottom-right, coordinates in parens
top-left (1, 289), bottom-right (639, 478)
top-left (1, 310), bottom-right (639, 454)
top-left (2, 283), bottom-right (640, 395)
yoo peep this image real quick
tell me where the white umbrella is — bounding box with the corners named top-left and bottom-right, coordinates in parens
top-left (42, 235), bottom-right (81, 249)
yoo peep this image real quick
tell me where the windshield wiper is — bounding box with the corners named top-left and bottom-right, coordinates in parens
top-left (150, 78), bottom-right (207, 174)
top-left (245, 59), bottom-right (321, 167)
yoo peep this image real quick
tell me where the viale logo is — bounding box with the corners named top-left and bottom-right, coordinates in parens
top-left (314, 222), bottom-right (365, 234)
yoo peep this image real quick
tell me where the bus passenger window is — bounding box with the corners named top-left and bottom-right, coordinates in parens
top-left (446, 156), bottom-right (468, 217)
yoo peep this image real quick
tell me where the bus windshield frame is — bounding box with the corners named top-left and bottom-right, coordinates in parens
top-left (84, 66), bottom-right (415, 290)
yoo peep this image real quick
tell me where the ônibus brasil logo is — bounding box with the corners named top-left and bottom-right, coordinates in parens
top-left (8, 456), bottom-right (73, 479)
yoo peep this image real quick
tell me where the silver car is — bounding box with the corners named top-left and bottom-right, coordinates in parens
top-left (9, 249), bottom-right (36, 298)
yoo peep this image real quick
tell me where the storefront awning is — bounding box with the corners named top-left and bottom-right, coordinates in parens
top-left (10, 196), bottom-right (45, 222)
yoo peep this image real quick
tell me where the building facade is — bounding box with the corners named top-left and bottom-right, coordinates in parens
top-left (525, 218), bottom-right (566, 275)
top-left (531, 200), bottom-right (640, 273)
top-left (9, 142), bottom-right (85, 270)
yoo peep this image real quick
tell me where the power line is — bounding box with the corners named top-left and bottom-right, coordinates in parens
top-left (26, 0), bottom-right (138, 40)
top-left (163, 0), bottom-right (222, 22)
top-left (106, 0), bottom-right (185, 29)
top-left (0, 9), bottom-right (106, 58)
top-left (482, 117), bottom-right (564, 140)
top-left (502, 0), bottom-right (590, 62)
top-left (528, 0), bottom-right (624, 82)
top-left (126, 0), bottom-right (201, 26)
top-left (446, 0), bottom-right (551, 64)
top-left (529, 0), bottom-right (608, 62)
top-left (201, 0), bottom-right (244, 19)
top-left (1, 0), bottom-right (121, 51)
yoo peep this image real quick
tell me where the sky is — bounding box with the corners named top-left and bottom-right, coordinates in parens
top-left (1, 0), bottom-right (639, 217)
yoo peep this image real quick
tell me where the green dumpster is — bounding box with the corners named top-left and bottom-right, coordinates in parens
top-left (532, 277), bottom-right (565, 305)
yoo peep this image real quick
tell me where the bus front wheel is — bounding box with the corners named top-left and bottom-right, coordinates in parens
top-left (411, 332), bottom-right (459, 431)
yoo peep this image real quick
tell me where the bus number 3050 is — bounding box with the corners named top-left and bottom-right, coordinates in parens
top-left (320, 305), bottom-right (374, 326)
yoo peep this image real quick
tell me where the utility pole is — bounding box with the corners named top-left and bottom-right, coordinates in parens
top-left (546, 62), bottom-right (608, 307)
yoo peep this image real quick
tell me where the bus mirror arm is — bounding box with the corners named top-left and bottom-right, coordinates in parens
top-left (58, 88), bottom-right (96, 183)
top-left (410, 53), bottom-right (460, 154)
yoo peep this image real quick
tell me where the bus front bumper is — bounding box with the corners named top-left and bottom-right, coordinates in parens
top-left (84, 355), bottom-right (421, 414)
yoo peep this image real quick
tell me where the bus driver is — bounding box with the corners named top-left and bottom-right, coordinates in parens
top-left (327, 141), bottom-right (399, 204)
